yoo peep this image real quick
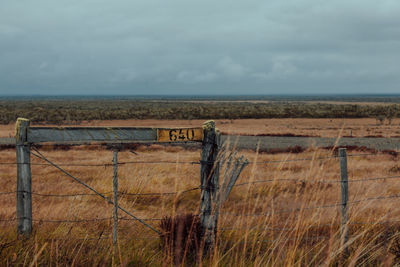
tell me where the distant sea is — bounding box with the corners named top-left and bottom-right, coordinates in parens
top-left (1, 94), bottom-right (400, 103)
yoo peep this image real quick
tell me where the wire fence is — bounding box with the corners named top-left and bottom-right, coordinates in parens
top-left (0, 188), bottom-right (201, 197)
top-left (0, 151), bottom-right (393, 167)
top-left (3, 188), bottom-right (400, 224)
top-left (3, 171), bottom-right (400, 199)
top-left (1, 149), bottom-right (400, 244)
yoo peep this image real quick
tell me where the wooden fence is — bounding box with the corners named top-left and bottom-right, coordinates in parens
top-left (14, 118), bottom-right (248, 250)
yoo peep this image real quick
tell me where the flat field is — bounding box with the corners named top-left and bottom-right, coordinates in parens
top-left (1, 138), bottom-right (400, 265)
top-left (1, 118), bottom-right (400, 138)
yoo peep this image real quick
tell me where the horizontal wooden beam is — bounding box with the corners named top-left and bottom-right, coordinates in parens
top-left (27, 126), bottom-right (204, 143)
top-left (28, 127), bottom-right (156, 143)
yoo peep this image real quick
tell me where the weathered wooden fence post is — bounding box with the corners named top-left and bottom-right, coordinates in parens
top-left (200, 120), bottom-right (220, 251)
top-left (113, 150), bottom-right (118, 246)
top-left (339, 148), bottom-right (349, 256)
top-left (16, 118), bottom-right (32, 236)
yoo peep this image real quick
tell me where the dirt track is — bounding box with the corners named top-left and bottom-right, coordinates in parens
top-left (222, 136), bottom-right (400, 151)
top-left (1, 136), bottom-right (400, 151)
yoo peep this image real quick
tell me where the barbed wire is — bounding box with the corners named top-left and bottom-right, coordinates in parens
top-left (221, 203), bottom-right (342, 217)
top-left (119, 161), bottom-right (200, 165)
top-left (3, 172), bottom-right (400, 197)
top-left (2, 173), bottom-right (400, 199)
top-left (348, 220), bottom-right (400, 226)
top-left (30, 192), bottom-right (113, 197)
top-left (4, 194), bottom-right (400, 226)
top-left (119, 217), bottom-right (163, 221)
top-left (233, 235), bottom-right (329, 245)
top-left (32, 217), bottom-right (112, 223)
top-left (220, 219), bottom-right (400, 232)
top-left (347, 175), bottom-right (400, 183)
top-left (222, 194), bottom-right (400, 217)
top-left (43, 237), bottom-right (112, 241)
top-left (221, 226), bottom-right (293, 232)
top-left (251, 152), bottom-right (389, 165)
top-left (348, 194), bottom-right (400, 205)
top-left (0, 191), bottom-right (112, 197)
top-left (2, 174), bottom-right (400, 198)
top-left (0, 191), bottom-right (15, 195)
top-left (0, 218), bottom-right (16, 222)
top-left (0, 188), bottom-right (200, 198)
top-left (119, 187), bottom-right (200, 196)
top-left (220, 222), bottom-right (338, 232)
top-left (0, 161), bottom-right (200, 167)
top-left (0, 152), bottom-right (391, 168)
top-left (30, 216), bottom-right (163, 223)
top-left (264, 235), bottom-right (329, 242)
top-left (234, 178), bottom-right (334, 187)
top-left (5, 216), bottom-right (400, 228)
top-left (40, 236), bottom-right (160, 241)
top-left (221, 219), bottom-right (400, 233)
top-left (0, 216), bottom-right (164, 224)
top-left (234, 175), bottom-right (400, 187)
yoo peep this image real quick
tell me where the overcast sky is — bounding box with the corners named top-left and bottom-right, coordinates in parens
top-left (1, 0), bottom-right (399, 95)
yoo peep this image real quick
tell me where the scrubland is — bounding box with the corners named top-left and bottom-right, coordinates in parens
top-left (1, 99), bottom-right (400, 124)
top-left (1, 139), bottom-right (400, 265)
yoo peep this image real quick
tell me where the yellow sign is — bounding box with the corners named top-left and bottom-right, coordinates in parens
top-left (157, 128), bottom-right (203, 142)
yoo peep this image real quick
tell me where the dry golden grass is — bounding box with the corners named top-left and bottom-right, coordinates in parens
top-left (1, 118), bottom-right (400, 138)
top-left (213, 118), bottom-right (400, 137)
top-left (1, 141), bottom-right (400, 265)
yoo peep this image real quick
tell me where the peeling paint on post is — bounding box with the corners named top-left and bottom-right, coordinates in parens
top-left (16, 118), bottom-right (32, 236)
top-left (200, 120), bottom-right (220, 252)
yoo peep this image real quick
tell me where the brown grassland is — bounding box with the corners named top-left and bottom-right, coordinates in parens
top-left (1, 120), bottom-right (400, 265)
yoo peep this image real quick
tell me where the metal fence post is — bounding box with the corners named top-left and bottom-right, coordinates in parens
top-left (113, 150), bottom-right (118, 246)
top-left (16, 118), bottom-right (32, 237)
top-left (339, 148), bottom-right (349, 256)
top-left (200, 120), bottom-right (220, 251)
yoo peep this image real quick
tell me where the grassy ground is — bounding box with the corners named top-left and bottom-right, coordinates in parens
top-left (1, 141), bottom-right (400, 265)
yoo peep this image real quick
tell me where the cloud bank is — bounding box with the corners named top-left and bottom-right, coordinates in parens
top-left (0, 0), bottom-right (399, 94)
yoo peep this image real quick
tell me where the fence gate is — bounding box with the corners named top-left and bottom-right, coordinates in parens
top-left (15, 118), bottom-right (245, 249)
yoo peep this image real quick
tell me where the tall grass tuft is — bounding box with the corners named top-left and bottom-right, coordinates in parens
top-left (159, 213), bottom-right (202, 265)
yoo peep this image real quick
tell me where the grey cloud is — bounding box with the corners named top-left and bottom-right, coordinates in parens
top-left (176, 71), bottom-right (217, 83)
top-left (217, 57), bottom-right (247, 79)
top-left (0, 0), bottom-right (400, 94)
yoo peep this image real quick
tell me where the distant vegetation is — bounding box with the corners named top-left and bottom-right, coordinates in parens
top-left (0, 99), bottom-right (399, 124)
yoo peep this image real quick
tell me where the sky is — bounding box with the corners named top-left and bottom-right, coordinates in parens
top-left (0, 0), bottom-right (400, 95)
